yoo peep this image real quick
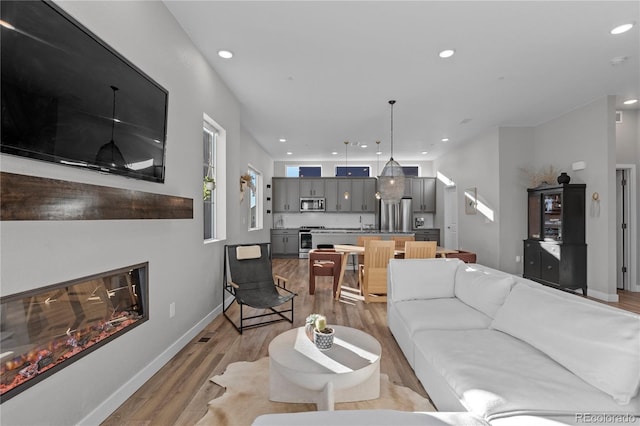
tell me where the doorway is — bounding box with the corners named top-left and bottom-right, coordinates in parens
top-left (444, 186), bottom-right (459, 249)
top-left (616, 164), bottom-right (637, 291)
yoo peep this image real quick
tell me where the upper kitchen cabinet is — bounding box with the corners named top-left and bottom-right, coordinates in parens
top-left (299, 178), bottom-right (325, 197)
top-left (350, 178), bottom-right (377, 212)
top-left (403, 177), bottom-right (414, 198)
top-left (325, 178), bottom-right (352, 212)
top-left (273, 178), bottom-right (300, 212)
top-left (411, 177), bottom-right (436, 212)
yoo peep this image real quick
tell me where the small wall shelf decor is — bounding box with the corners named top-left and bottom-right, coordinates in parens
top-left (239, 173), bottom-right (255, 202)
top-left (464, 187), bottom-right (477, 215)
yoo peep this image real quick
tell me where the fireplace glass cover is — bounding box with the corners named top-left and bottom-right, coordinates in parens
top-left (0, 263), bottom-right (148, 402)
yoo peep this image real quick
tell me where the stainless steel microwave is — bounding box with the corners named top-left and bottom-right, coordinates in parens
top-left (300, 197), bottom-right (325, 212)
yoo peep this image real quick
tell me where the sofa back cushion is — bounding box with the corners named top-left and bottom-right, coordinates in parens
top-left (388, 258), bottom-right (462, 302)
top-left (491, 283), bottom-right (640, 404)
top-left (454, 264), bottom-right (514, 318)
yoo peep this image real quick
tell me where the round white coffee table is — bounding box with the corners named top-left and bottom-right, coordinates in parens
top-left (268, 325), bottom-right (381, 411)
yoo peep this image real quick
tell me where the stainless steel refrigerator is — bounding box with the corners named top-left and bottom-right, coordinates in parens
top-left (379, 197), bottom-right (412, 232)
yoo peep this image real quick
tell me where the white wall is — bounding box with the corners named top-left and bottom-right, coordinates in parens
top-left (533, 96), bottom-right (617, 300)
top-left (434, 97), bottom-right (618, 300)
top-left (497, 127), bottom-right (535, 274)
top-left (434, 129), bottom-right (501, 268)
top-left (615, 109), bottom-right (640, 291)
top-left (0, 1), bottom-right (271, 424)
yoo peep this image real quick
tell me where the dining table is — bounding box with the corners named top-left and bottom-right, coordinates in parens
top-left (330, 244), bottom-right (458, 301)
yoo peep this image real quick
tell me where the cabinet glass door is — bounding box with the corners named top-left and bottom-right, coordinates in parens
top-left (528, 193), bottom-right (541, 239)
top-left (543, 192), bottom-right (562, 241)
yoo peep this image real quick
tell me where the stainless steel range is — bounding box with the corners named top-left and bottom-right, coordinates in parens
top-left (298, 226), bottom-right (325, 258)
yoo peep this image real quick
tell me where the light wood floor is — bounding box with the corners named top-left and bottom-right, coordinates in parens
top-left (102, 258), bottom-right (640, 426)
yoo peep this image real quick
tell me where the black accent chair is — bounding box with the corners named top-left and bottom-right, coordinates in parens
top-left (223, 243), bottom-right (296, 333)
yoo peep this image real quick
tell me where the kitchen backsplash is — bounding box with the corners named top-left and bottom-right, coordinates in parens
top-left (274, 212), bottom-right (376, 229)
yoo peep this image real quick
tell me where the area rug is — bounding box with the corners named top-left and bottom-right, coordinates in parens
top-left (196, 357), bottom-right (435, 426)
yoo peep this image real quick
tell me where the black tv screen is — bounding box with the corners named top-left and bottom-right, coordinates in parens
top-left (1, 1), bottom-right (168, 183)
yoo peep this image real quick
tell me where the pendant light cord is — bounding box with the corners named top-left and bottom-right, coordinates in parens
top-left (389, 100), bottom-right (396, 160)
top-left (344, 140), bottom-right (349, 176)
top-left (110, 85), bottom-right (119, 142)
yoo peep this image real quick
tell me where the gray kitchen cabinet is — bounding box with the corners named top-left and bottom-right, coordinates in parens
top-left (350, 178), bottom-right (377, 212)
top-left (325, 178), bottom-right (352, 212)
top-left (403, 177), bottom-right (414, 198)
top-left (271, 229), bottom-right (299, 256)
top-left (414, 229), bottom-right (440, 246)
top-left (411, 177), bottom-right (436, 212)
top-left (299, 178), bottom-right (325, 197)
top-left (272, 178), bottom-right (300, 212)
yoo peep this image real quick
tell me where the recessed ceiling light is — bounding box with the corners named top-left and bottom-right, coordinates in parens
top-left (286, 151), bottom-right (292, 155)
top-left (279, 138), bottom-right (286, 142)
top-left (611, 23), bottom-right (634, 35)
top-left (217, 50), bottom-right (233, 59)
top-left (441, 138), bottom-right (449, 142)
top-left (361, 144), bottom-right (368, 148)
top-left (421, 151), bottom-right (428, 155)
top-left (439, 49), bottom-right (455, 58)
top-left (331, 151), bottom-right (338, 155)
top-left (624, 99), bottom-right (638, 105)
top-left (376, 151), bottom-right (382, 155)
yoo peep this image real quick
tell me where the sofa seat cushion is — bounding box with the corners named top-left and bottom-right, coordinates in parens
top-left (395, 298), bottom-right (493, 336)
top-left (491, 284), bottom-right (640, 404)
top-left (413, 329), bottom-right (639, 421)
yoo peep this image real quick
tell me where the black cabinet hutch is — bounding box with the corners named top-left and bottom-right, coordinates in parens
top-left (523, 184), bottom-right (587, 294)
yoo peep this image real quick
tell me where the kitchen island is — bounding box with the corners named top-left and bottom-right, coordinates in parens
top-left (310, 229), bottom-right (415, 248)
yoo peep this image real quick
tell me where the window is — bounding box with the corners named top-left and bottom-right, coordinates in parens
top-left (286, 166), bottom-right (322, 177)
top-left (335, 166), bottom-right (370, 177)
top-left (248, 165), bottom-right (262, 230)
top-left (402, 166), bottom-right (419, 177)
top-left (203, 114), bottom-right (227, 242)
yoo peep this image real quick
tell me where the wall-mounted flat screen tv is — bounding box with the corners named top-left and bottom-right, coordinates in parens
top-left (1, 1), bottom-right (168, 183)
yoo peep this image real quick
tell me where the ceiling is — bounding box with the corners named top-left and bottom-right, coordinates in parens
top-left (164, 1), bottom-right (639, 162)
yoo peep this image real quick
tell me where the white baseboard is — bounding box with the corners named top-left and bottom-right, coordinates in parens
top-left (587, 288), bottom-right (620, 302)
top-left (78, 303), bottom-right (223, 426)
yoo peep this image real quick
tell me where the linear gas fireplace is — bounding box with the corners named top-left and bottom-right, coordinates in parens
top-left (0, 263), bottom-right (149, 402)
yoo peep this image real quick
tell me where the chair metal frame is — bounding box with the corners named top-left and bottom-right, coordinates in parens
top-left (223, 243), bottom-right (296, 334)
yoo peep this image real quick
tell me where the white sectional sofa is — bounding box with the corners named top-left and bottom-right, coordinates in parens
top-left (388, 258), bottom-right (640, 425)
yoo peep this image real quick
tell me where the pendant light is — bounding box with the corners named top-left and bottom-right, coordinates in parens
top-left (343, 140), bottom-right (350, 199)
top-left (375, 140), bottom-right (381, 200)
top-left (377, 100), bottom-right (405, 204)
top-left (95, 85), bottom-right (126, 168)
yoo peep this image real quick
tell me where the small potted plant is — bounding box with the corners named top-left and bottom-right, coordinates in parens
top-left (203, 176), bottom-right (215, 200)
top-left (312, 315), bottom-right (335, 350)
top-left (305, 313), bottom-right (322, 341)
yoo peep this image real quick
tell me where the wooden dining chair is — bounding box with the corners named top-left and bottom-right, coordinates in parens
top-left (391, 235), bottom-right (415, 250)
top-left (358, 240), bottom-right (395, 303)
top-left (404, 240), bottom-right (437, 259)
top-left (445, 249), bottom-right (477, 263)
top-left (308, 249), bottom-right (343, 298)
top-left (355, 235), bottom-right (382, 271)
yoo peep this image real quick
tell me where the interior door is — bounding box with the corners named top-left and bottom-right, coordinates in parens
top-left (616, 169), bottom-right (628, 290)
top-left (444, 186), bottom-right (458, 249)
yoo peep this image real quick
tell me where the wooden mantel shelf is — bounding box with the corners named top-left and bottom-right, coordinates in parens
top-left (0, 172), bottom-right (193, 221)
